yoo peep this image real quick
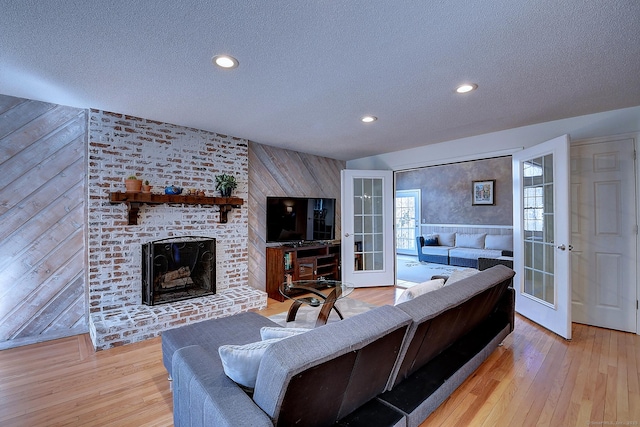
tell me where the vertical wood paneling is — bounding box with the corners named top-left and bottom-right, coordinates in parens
top-left (0, 94), bottom-right (87, 350)
top-left (248, 142), bottom-right (345, 291)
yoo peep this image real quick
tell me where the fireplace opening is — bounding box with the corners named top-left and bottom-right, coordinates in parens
top-left (142, 237), bottom-right (216, 305)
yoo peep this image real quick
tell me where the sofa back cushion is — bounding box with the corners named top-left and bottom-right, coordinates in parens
top-left (437, 232), bottom-right (456, 247)
top-left (390, 264), bottom-right (515, 388)
top-left (455, 233), bottom-right (486, 248)
top-left (485, 234), bottom-right (513, 251)
top-left (253, 305), bottom-right (412, 426)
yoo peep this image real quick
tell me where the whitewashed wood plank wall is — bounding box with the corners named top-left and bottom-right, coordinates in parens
top-left (0, 95), bottom-right (87, 349)
top-left (247, 142), bottom-right (345, 291)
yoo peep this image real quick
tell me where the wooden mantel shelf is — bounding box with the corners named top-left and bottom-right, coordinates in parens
top-left (109, 192), bottom-right (244, 225)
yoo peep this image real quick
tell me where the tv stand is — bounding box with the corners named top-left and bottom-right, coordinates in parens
top-left (266, 242), bottom-right (341, 302)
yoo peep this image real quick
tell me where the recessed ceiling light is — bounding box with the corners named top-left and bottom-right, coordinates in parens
top-left (456, 83), bottom-right (477, 94)
top-left (212, 55), bottom-right (239, 69)
top-left (361, 115), bottom-right (377, 123)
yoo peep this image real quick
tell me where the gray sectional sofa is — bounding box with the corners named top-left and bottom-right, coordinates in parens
top-left (162, 265), bottom-right (516, 427)
top-left (417, 232), bottom-right (513, 268)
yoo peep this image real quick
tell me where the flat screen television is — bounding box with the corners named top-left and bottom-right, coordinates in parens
top-left (266, 197), bottom-right (336, 243)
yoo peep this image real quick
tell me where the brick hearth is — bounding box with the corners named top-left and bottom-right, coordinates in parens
top-left (87, 110), bottom-right (266, 350)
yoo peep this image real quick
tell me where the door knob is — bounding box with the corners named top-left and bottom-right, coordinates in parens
top-left (557, 244), bottom-right (566, 251)
top-left (344, 233), bottom-right (351, 237)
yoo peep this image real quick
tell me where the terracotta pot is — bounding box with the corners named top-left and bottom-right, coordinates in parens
top-left (141, 184), bottom-right (153, 193)
top-left (125, 179), bottom-right (142, 193)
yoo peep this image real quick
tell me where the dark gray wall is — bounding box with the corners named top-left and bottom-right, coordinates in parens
top-left (396, 156), bottom-right (512, 225)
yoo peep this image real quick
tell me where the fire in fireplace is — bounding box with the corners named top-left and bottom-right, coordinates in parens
top-left (142, 237), bottom-right (216, 305)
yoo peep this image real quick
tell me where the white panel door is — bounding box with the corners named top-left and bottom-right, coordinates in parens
top-left (571, 137), bottom-right (637, 332)
top-left (513, 135), bottom-right (572, 339)
top-left (341, 169), bottom-right (395, 287)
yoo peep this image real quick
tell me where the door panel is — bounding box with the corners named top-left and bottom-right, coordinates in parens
top-left (570, 137), bottom-right (637, 332)
top-left (513, 135), bottom-right (571, 339)
top-left (341, 170), bottom-right (395, 287)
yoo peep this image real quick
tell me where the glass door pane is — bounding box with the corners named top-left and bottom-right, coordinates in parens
top-left (353, 177), bottom-right (384, 271)
top-left (522, 154), bottom-right (555, 305)
top-left (395, 190), bottom-right (420, 255)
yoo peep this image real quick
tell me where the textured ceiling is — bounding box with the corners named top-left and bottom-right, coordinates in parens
top-left (1, 0), bottom-right (639, 160)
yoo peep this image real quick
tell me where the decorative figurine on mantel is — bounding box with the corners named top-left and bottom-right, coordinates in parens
top-left (164, 185), bottom-right (183, 195)
top-left (215, 173), bottom-right (237, 197)
top-left (141, 180), bottom-right (153, 193)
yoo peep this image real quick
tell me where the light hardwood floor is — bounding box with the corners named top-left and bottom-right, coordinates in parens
top-left (1, 287), bottom-right (638, 427)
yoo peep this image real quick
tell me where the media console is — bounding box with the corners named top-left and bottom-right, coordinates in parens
top-left (266, 242), bottom-right (341, 302)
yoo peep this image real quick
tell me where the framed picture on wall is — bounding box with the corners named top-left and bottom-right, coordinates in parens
top-left (472, 180), bottom-right (495, 205)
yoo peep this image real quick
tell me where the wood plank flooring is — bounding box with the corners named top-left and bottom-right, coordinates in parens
top-left (0, 287), bottom-right (638, 426)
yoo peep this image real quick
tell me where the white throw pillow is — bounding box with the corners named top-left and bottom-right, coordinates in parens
top-left (445, 268), bottom-right (480, 285)
top-left (260, 326), bottom-right (310, 340)
top-left (395, 278), bottom-right (445, 305)
top-left (218, 338), bottom-right (283, 389)
top-left (437, 232), bottom-right (456, 247)
top-left (455, 233), bottom-right (486, 249)
top-left (485, 234), bottom-right (513, 251)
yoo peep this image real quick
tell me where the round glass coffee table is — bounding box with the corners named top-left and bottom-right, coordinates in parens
top-left (279, 280), bottom-right (354, 327)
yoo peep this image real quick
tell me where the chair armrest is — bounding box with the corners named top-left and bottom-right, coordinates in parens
top-left (416, 236), bottom-right (425, 247)
top-left (172, 345), bottom-right (273, 427)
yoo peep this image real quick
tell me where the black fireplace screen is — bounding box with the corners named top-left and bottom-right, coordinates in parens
top-left (142, 237), bottom-right (216, 305)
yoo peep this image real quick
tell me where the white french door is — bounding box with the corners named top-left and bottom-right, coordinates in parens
top-left (513, 135), bottom-right (572, 339)
top-left (341, 169), bottom-right (395, 287)
top-left (395, 189), bottom-right (421, 255)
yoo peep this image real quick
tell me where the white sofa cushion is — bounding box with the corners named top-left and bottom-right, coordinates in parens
top-left (260, 327), bottom-right (310, 340)
top-left (395, 278), bottom-right (445, 304)
top-left (485, 234), bottom-right (513, 251)
top-left (444, 268), bottom-right (480, 285)
top-left (437, 232), bottom-right (456, 247)
top-left (455, 233), bottom-right (486, 249)
top-left (218, 337), bottom-right (284, 388)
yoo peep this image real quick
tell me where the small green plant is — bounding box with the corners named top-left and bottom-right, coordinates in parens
top-left (144, 180), bottom-right (150, 185)
top-left (127, 175), bottom-right (138, 180)
top-left (215, 173), bottom-right (237, 197)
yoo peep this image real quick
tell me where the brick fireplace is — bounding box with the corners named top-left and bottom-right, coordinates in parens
top-left (87, 110), bottom-right (266, 350)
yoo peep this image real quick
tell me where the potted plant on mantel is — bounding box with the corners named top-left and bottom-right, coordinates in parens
top-left (141, 180), bottom-right (153, 193)
top-left (124, 175), bottom-right (142, 193)
top-left (215, 173), bottom-right (237, 197)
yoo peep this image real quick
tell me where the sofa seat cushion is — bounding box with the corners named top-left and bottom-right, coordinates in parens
top-left (420, 245), bottom-right (452, 256)
top-left (448, 247), bottom-right (502, 261)
top-left (162, 311), bottom-right (278, 377)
